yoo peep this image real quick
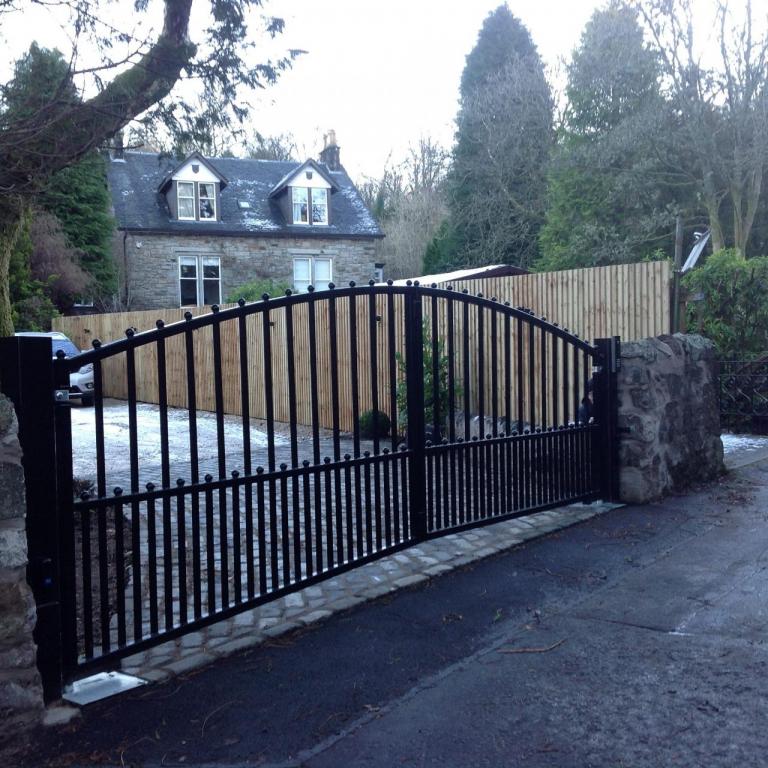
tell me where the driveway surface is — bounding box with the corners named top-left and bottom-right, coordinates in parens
top-left (19, 457), bottom-right (768, 767)
top-left (70, 400), bottom-right (377, 490)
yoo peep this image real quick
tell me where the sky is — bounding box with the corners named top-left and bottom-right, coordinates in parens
top-left (0, 0), bottom-right (606, 180)
top-left (249, 0), bottom-right (602, 179)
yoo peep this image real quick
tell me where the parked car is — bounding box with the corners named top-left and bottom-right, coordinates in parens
top-left (14, 331), bottom-right (95, 406)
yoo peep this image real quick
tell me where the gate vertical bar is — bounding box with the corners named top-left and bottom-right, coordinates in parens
top-left (593, 336), bottom-right (621, 502)
top-left (404, 288), bottom-right (426, 539)
top-left (0, 337), bottom-right (63, 702)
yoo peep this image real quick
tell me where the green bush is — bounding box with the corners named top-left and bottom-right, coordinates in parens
top-left (13, 294), bottom-right (59, 331)
top-left (226, 278), bottom-right (291, 303)
top-left (359, 409), bottom-right (391, 439)
top-left (396, 320), bottom-right (460, 437)
top-left (683, 249), bottom-right (768, 358)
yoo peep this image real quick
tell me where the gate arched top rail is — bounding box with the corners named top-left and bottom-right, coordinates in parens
top-left (62, 281), bottom-right (596, 371)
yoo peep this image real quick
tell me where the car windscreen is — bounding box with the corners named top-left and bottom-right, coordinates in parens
top-left (51, 339), bottom-right (80, 358)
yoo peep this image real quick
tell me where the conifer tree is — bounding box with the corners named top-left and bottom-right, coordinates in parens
top-left (436, 5), bottom-right (552, 270)
top-left (537, 2), bottom-right (681, 270)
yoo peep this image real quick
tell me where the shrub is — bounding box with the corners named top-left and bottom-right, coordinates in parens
top-left (226, 277), bottom-right (291, 303)
top-left (396, 320), bottom-right (459, 438)
top-left (359, 409), bottom-right (391, 439)
top-left (683, 249), bottom-right (768, 359)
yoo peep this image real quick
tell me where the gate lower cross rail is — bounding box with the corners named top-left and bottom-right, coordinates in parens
top-left (0, 283), bottom-right (620, 701)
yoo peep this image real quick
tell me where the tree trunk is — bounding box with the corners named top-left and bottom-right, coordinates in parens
top-left (706, 203), bottom-right (726, 255)
top-left (0, 197), bottom-right (26, 337)
top-left (733, 166), bottom-right (764, 257)
top-left (0, 0), bottom-right (195, 195)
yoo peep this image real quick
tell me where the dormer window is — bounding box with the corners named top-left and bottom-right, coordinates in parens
top-left (269, 159), bottom-right (337, 226)
top-left (312, 189), bottom-right (328, 224)
top-left (176, 180), bottom-right (217, 221)
top-left (292, 187), bottom-right (309, 224)
top-left (160, 153), bottom-right (228, 223)
top-left (178, 182), bottom-right (196, 220)
top-left (291, 187), bottom-right (328, 226)
top-left (199, 183), bottom-right (216, 219)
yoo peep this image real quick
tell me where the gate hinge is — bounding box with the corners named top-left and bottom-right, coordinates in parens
top-left (54, 389), bottom-right (70, 403)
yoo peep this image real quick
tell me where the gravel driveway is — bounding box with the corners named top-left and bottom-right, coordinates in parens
top-left (70, 399), bottom-right (375, 492)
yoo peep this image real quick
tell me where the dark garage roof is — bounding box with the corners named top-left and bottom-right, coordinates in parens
top-left (107, 151), bottom-right (383, 239)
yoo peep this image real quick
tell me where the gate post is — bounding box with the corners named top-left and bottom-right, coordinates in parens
top-left (0, 337), bottom-right (64, 702)
top-left (593, 336), bottom-right (621, 503)
top-left (404, 288), bottom-right (427, 539)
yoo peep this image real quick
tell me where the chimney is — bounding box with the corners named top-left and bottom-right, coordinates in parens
top-left (319, 129), bottom-right (341, 171)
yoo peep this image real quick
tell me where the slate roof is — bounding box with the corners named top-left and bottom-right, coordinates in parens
top-left (107, 151), bottom-right (383, 239)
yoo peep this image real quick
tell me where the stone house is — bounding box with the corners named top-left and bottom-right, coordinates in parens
top-left (107, 134), bottom-right (384, 310)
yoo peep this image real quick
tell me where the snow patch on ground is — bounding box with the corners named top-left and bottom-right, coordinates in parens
top-left (721, 434), bottom-right (768, 453)
top-left (71, 400), bottom-right (287, 486)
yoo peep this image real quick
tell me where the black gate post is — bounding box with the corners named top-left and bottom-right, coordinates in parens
top-left (593, 336), bottom-right (621, 503)
top-left (404, 288), bottom-right (427, 539)
top-left (53, 352), bottom-right (78, 686)
top-left (0, 337), bottom-right (64, 702)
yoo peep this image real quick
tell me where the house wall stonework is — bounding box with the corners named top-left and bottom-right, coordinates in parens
top-left (617, 333), bottom-right (725, 504)
top-left (122, 233), bottom-right (379, 310)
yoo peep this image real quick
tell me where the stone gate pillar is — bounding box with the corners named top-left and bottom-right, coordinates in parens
top-left (0, 394), bottom-right (43, 755)
top-left (617, 334), bottom-right (725, 503)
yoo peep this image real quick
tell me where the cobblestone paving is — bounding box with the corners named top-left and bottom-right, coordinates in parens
top-left (115, 501), bottom-right (618, 684)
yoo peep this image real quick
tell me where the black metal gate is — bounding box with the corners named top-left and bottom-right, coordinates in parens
top-left (0, 283), bottom-right (620, 701)
top-left (719, 360), bottom-right (768, 434)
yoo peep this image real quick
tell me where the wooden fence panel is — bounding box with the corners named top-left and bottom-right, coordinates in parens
top-left (54, 262), bottom-right (670, 429)
top-left (445, 261), bottom-right (669, 343)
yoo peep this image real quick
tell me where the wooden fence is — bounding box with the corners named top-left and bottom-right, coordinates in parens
top-left (54, 261), bottom-right (670, 431)
top-left (445, 260), bottom-right (670, 343)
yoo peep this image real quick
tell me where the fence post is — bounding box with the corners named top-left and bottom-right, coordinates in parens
top-left (593, 336), bottom-right (621, 503)
top-left (0, 337), bottom-right (64, 702)
top-left (404, 288), bottom-right (427, 540)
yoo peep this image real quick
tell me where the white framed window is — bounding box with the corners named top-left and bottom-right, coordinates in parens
top-left (176, 181), bottom-right (218, 221)
top-left (293, 257), bottom-right (311, 292)
top-left (201, 256), bottom-right (221, 304)
top-left (177, 181), bottom-right (196, 220)
top-left (179, 256), bottom-right (199, 305)
top-left (314, 257), bottom-right (332, 289)
top-left (293, 256), bottom-right (332, 292)
top-left (199, 183), bottom-right (216, 220)
top-left (311, 189), bottom-right (328, 224)
top-left (292, 187), bottom-right (309, 224)
top-left (179, 255), bottom-right (221, 306)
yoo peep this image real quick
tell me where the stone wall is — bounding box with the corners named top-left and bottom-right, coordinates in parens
top-left (122, 233), bottom-right (379, 310)
top-left (618, 334), bottom-right (725, 504)
top-left (0, 395), bottom-right (43, 755)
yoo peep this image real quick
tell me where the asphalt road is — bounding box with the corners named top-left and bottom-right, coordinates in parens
top-left (21, 459), bottom-right (768, 768)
